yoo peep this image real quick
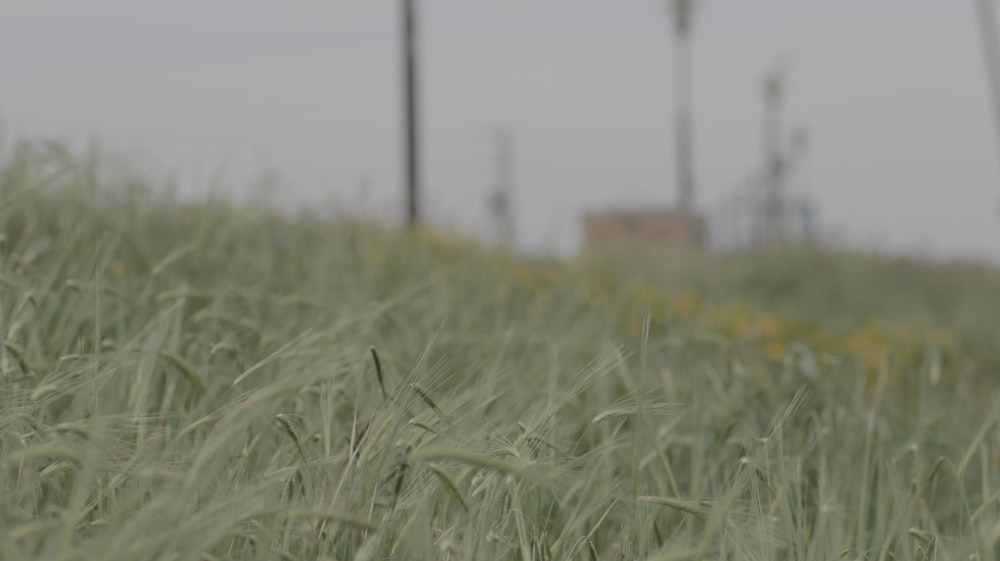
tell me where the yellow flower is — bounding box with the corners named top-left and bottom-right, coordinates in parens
top-left (110, 260), bottom-right (128, 278)
top-left (767, 341), bottom-right (787, 360)
top-left (677, 291), bottom-right (702, 316)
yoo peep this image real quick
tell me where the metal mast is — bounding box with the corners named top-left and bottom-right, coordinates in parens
top-left (976, 0), bottom-right (1000, 205)
top-left (671, 0), bottom-right (696, 211)
top-left (402, 0), bottom-right (421, 229)
top-left (488, 128), bottom-right (516, 248)
top-left (760, 67), bottom-right (786, 246)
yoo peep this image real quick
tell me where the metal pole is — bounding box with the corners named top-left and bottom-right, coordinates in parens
top-left (672, 0), bottom-right (696, 212)
top-left (762, 69), bottom-right (784, 246)
top-left (402, 0), bottom-right (420, 229)
top-left (975, 0), bottom-right (1000, 203)
top-left (789, 127), bottom-right (815, 241)
top-left (489, 128), bottom-right (516, 248)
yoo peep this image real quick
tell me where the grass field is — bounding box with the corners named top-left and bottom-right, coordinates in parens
top-left (2, 139), bottom-right (1000, 560)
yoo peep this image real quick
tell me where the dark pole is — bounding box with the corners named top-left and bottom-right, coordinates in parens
top-left (489, 127), bottom-right (516, 248)
top-left (762, 69), bottom-right (784, 246)
top-left (671, 0), bottom-right (696, 212)
top-left (403, 0), bottom-right (420, 229)
top-left (976, 0), bottom-right (1000, 205)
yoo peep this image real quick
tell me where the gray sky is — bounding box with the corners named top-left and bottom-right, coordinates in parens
top-left (4, 1), bottom-right (1000, 261)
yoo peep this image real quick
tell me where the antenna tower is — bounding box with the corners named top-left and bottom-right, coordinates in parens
top-left (488, 128), bottom-right (516, 248)
top-left (758, 65), bottom-right (787, 246)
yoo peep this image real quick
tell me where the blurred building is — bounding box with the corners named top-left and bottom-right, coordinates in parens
top-left (581, 207), bottom-right (707, 256)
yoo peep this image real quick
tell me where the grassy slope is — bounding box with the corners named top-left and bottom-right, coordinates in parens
top-left (612, 248), bottom-right (1000, 355)
top-left (1, 140), bottom-right (999, 560)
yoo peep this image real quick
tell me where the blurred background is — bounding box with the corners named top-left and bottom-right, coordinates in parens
top-left (3, 1), bottom-right (999, 263)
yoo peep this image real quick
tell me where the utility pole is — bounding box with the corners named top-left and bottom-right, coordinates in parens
top-left (788, 127), bottom-right (816, 241)
top-left (402, 0), bottom-right (421, 229)
top-left (975, 0), bottom-right (1000, 207)
top-left (488, 127), bottom-right (516, 249)
top-left (760, 67), bottom-right (786, 246)
top-left (670, 0), bottom-right (696, 212)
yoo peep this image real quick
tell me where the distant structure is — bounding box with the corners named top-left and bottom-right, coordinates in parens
top-left (579, 0), bottom-right (706, 258)
top-left (713, 65), bottom-right (818, 251)
top-left (753, 66), bottom-right (817, 248)
top-left (487, 128), bottom-right (516, 248)
top-left (758, 68), bottom-right (786, 245)
top-left (582, 208), bottom-right (707, 257)
top-left (672, 0), bottom-right (696, 211)
top-left (583, 61), bottom-right (821, 257)
top-left (975, 0), bottom-right (1000, 205)
top-left (401, 0), bottom-right (421, 229)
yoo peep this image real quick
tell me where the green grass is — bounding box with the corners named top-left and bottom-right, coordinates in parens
top-left (2, 137), bottom-right (1000, 560)
top-left (607, 246), bottom-right (1000, 364)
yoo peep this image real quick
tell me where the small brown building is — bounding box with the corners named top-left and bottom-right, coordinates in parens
top-left (581, 207), bottom-right (707, 256)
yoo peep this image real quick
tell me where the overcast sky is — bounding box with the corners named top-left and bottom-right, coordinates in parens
top-left (3, 1), bottom-right (1000, 261)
